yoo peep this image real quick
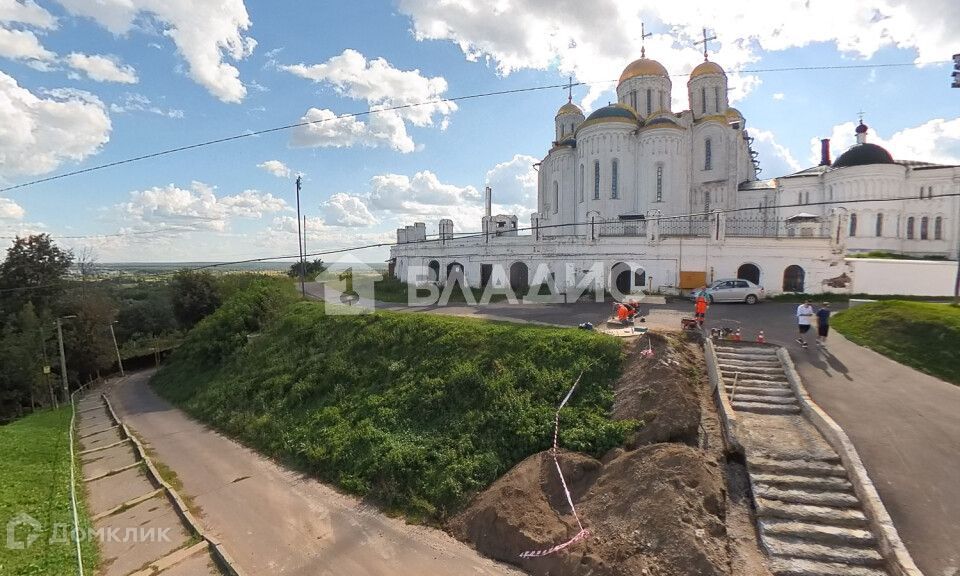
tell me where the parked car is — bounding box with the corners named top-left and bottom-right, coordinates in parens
top-left (690, 279), bottom-right (765, 304)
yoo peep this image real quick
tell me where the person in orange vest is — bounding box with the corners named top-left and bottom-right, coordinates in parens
top-left (694, 288), bottom-right (709, 327)
top-left (616, 302), bottom-right (631, 323)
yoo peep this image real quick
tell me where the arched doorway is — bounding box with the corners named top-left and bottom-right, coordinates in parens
top-left (509, 262), bottom-right (529, 294)
top-left (612, 262), bottom-right (631, 296)
top-left (782, 265), bottom-right (805, 292)
top-left (446, 262), bottom-right (464, 283)
top-left (737, 263), bottom-right (760, 285)
top-left (428, 260), bottom-right (440, 282)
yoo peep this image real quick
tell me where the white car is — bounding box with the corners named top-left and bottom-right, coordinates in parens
top-left (693, 279), bottom-right (766, 304)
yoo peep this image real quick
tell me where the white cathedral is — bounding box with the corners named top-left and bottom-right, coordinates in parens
top-left (390, 52), bottom-right (959, 298)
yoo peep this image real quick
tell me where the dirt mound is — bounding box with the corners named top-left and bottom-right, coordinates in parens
top-left (449, 443), bottom-right (727, 575)
top-left (613, 334), bottom-right (702, 447)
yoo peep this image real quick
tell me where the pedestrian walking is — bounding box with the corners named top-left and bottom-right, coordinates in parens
top-left (795, 300), bottom-right (814, 348)
top-left (695, 287), bottom-right (709, 327)
top-left (816, 302), bottom-right (831, 347)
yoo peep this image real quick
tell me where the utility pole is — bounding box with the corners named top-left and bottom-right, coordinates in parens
top-left (39, 325), bottom-right (57, 408)
top-left (109, 321), bottom-right (124, 377)
top-left (295, 175), bottom-right (306, 297)
top-left (56, 315), bottom-right (76, 403)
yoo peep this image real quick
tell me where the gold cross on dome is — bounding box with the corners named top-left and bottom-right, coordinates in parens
top-left (695, 27), bottom-right (717, 61)
top-left (564, 75), bottom-right (575, 102)
top-left (640, 22), bottom-right (653, 58)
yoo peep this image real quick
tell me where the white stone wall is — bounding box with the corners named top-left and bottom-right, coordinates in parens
top-left (847, 258), bottom-right (957, 296)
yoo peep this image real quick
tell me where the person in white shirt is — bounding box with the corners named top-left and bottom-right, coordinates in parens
top-left (795, 300), bottom-right (815, 348)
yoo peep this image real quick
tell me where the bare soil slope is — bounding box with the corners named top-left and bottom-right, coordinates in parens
top-left (449, 334), bottom-right (740, 576)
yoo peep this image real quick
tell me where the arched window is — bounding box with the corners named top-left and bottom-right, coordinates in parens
top-left (783, 265), bottom-right (805, 292)
top-left (646, 88), bottom-right (652, 115)
top-left (805, 191), bottom-right (810, 204)
top-left (849, 213), bottom-right (857, 237)
top-left (713, 86), bottom-right (720, 112)
top-left (656, 165), bottom-right (663, 202)
top-left (579, 164), bottom-right (584, 202)
top-left (906, 216), bottom-right (915, 239)
top-left (797, 192), bottom-right (802, 205)
top-left (935, 217), bottom-right (943, 240)
top-left (828, 186), bottom-right (833, 201)
top-left (593, 160), bottom-right (600, 200)
top-left (920, 216), bottom-right (929, 240)
top-left (611, 159), bottom-right (619, 199)
top-left (875, 213), bottom-right (883, 237)
top-left (630, 90), bottom-right (637, 111)
top-left (704, 138), bottom-right (712, 170)
top-left (552, 181), bottom-right (559, 214)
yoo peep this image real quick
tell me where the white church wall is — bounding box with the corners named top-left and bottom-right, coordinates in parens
top-left (847, 258), bottom-right (957, 296)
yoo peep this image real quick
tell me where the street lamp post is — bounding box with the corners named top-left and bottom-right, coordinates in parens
top-left (56, 315), bottom-right (76, 403)
top-left (109, 321), bottom-right (124, 377)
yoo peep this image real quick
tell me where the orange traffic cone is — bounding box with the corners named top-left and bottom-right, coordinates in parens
top-left (757, 330), bottom-right (765, 343)
top-left (733, 328), bottom-right (742, 341)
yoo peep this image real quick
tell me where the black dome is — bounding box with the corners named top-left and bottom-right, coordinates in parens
top-left (832, 143), bottom-right (894, 168)
top-left (584, 104), bottom-right (637, 123)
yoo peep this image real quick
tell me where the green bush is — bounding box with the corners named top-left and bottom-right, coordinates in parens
top-left (153, 291), bottom-right (632, 520)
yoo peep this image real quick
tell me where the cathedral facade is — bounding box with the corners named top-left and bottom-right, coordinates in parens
top-left (390, 54), bottom-right (959, 298)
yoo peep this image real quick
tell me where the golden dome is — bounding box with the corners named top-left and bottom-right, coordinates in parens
top-left (556, 101), bottom-right (583, 116)
top-left (725, 107), bottom-right (742, 118)
top-left (690, 60), bottom-right (725, 79)
top-left (618, 58), bottom-right (669, 84)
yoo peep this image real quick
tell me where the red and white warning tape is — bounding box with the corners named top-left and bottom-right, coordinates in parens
top-left (519, 371), bottom-right (591, 559)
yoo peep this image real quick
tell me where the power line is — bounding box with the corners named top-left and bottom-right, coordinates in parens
top-left (1, 59), bottom-right (947, 196)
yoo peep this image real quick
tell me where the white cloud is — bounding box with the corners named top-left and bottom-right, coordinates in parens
top-left (367, 170), bottom-right (479, 211)
top-left (289, 107), bottom-right (414, 153)
top-left (397, 0), bottom-right (960, 110)
top-left (55, 0), bottom-right (256, 102)
top-left (772, 92), bottom-right (785, 101)
top-left (813, 118), bottom-right (960, 166)
top-left (484, 154), bottom-right (539, 210)
top-left (750, 128), bottom-right (802, 173)
top-left (281, 49), bottom-right (456, 127)
top-left (116, 181), bottom-right (289, 232)
top-left (0, 196), bottom-right (25, 219)
top-left (0, 71), bottom-right (111, 178)
top-left (110, 92), bottom-right (183, 118)
top-left (0, 26), bottom-right (55, 62)
top-left (0, 0), bottom-right (57, 29)
top-left (321, 193), bottom-right (378, 227)
top-left (257, 160), bottom-right (291, 178)
top-left (66, 52), bottom-right (138, 83)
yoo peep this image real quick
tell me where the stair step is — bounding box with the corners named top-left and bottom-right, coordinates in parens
top-left (752, 473), bottom-right (853, 492)
top-left (762, 535), bottom-right (884, 567)
top-left (760, 519), bottom-right (875, 547)
top-left (715, 346), bottom-right (777, 356)
top-left (726, 378), bottom-right (791, 388)
top-left (755, 497), bottom-right (869, 528)
top-left (751, 458), bottom-right (846, 477)
top-left (732, 401), bottom-right (801, 415)
top-left (769, 557), bottom-right (889, 576)
top-left (730, 394), bottom-right (798, 406)
top-left (719, 365), bottom-right (784, 374)
top-left (716, 356), bottom-right (782, 365)
top-left (755, 485), bottom-right (860, 508)
top-left (722, 372), bottom-right (789, 382)
top-left (725, 386), bottom-right (794, 397)
top-left (716, 351), bottom-right (779, 359)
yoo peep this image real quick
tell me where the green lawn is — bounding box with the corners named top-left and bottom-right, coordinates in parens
top-left (832, 301), bottom-right (960, 385)
top-left (0, 408), bottom-right (98, 575)
top-left (152, 278), bottom-right (634, 521)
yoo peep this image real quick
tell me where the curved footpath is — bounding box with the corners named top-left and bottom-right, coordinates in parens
top-left (105, 371), bottom-right (521, 576)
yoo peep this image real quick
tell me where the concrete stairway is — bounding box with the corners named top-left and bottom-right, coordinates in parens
top-left (715, 345), bottom-right (800, 415)
top-left (713, 343), bottom-right (890, 576)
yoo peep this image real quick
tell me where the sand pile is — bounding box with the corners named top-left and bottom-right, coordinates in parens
top-left (449, 334), bottom-right (734, 576)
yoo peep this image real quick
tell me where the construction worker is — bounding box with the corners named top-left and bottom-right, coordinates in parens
top-left (694, 288), bottom-right (709, 327)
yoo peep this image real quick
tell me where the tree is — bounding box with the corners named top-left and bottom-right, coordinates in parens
top-left (287, 258), bottom-right (327, 280)
top-left (60, 289), bottom-right (118, 384)
top-left (170, 270), bottom-right (221, 329)
top-left (0, 234), bottom-right (73, 320)
top-left (0, 303), bottom-right (54, 421)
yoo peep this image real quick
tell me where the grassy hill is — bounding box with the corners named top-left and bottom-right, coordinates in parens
top-left (152, 279), bottom-right (633, 520)
top-left (832, 301), bottom-right (960, 385)
top-left (0, 408), bottom-right (98, 575)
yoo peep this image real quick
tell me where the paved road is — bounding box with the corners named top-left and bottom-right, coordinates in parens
top-left (304, 286), bottom-right (959, 575)
top-left (108, 371), bottom-right (522, 576)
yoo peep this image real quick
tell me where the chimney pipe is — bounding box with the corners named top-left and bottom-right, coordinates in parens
top-left (484, 186), bottom-right (492, 218)
top-left (819, 138), bottom-right (831, 166)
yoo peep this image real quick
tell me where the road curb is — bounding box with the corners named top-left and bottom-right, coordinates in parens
top-left (777, 348), bottom-right (923, 576)
top-left (100, 392), bottom-right (248, 576)
top-left (704, 337), bottom-right (743, 456)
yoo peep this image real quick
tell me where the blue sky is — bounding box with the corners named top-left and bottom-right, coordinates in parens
top-left (1, 0), bottom-right (958, 262)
